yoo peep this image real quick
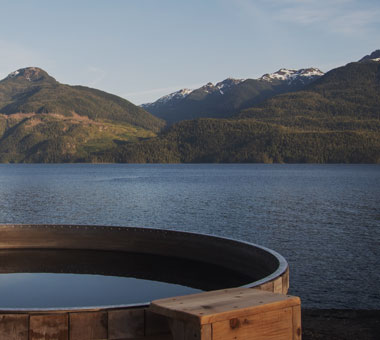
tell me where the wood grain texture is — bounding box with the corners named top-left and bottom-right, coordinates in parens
top-left (108, 308), bottom-right (144, 339)
top-left (69, 311), bottom-right (108, 340)
top-left (183, 322), bottom-right (200, 340)
top-left (200, 323), bottom-right (212, 340)
top-left (0, 314), bottom-right (29, 340)
top-left (29, 314), bottom-right (68, 340)
top-left (212, 307), bottom-right (293, 340)
top-left (145, 310), bottom-right (171, 336)
top-left (169, 319), bottom-right (185, 340)
top-left (292, 305), bottom-right (302, 340)
top-left (131, 335), bottom-right (172, 340)
top-left (169, 320), bottom-right (212, 340)
top-left (256, 281), bottom-right (274, 292)
top-left (273, 277), bottom-right (283, 294)
top-left (282, 267), bottom-right (289, 294)
top-left (150, 288), bottom-right (300, 325)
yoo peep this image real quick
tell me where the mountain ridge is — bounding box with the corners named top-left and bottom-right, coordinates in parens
top-left (0, 67), bottom-right (165, 132)
top-left (107, 54), bottom-right (380, 164)
top-left (0, 50), bottom-right (379, 163)
top-left (358, 50), bottom-right (380, 62)
top-left (0, 67), bottom-right (164, 162)
top-left (142, 67), bottom-right (324, 125)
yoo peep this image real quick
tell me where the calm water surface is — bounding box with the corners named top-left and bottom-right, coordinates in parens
top-left (0, 273), bottom-right (201, 309)
top-left (0, 164), bottom-right (379, 309)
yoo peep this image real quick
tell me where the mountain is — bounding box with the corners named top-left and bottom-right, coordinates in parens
top-left (0, 67), bottom-right (164, 162)
top-left (105, 55), bottom-right (380, 164)
top-left (258, 68), bottom-right (323, 85)
top-left (142, 68), bottom-right (324, 125)
top-left (0, 67), bottom-right (164, 132)
top-left (358, 50), bottom-right (380, 63)
top-left (2, 51), bottom-right (379, 164)
top-left (240, 59), bottom-right (380, 122)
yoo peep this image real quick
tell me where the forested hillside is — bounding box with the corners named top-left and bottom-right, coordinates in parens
top-left (99, 60), bottom-right (380, 164)
top-left (0, 67), bottom-right (164, 132)
top-left (1, 57), bottom-right (379, 163)
top-left (0, 67), bottom-right (164, 162)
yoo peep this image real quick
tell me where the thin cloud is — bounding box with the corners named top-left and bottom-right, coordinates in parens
top-left (274, 1), bottom-right (380, 32)
top-left (329, 9), bottom-right (380, 34)
top-left (234, 0), bottom-right (380, 36)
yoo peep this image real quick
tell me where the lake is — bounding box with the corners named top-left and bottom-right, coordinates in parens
top-left (0, 164), bottom-right (379, 309)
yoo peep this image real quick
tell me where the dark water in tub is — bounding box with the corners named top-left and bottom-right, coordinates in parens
top-left (0, 247), bottom-right (253, 309)
top-left (0, 164), bottom-right (379, 309)
top-left (0, 272), bottom-right (201, 309)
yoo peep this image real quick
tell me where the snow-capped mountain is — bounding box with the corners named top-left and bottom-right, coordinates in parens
top-left (142, 78), bottom-right (245, 108)
top-left (359, 50), bottom-right (380, 63)
top-left (215, 78), bottom-right (245, 94)
top-left (259, 68), bottom-right (324, 83)
top-left (142, 67), bottom-right (324, 125)
top-left (143, 69), bottom-right (323, 111)
top-left (194, 78), bottom-right (246, 95)
top-left (145, 88), bottom-right (193, 107)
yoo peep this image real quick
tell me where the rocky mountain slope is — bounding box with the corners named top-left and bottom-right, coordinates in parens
top-left (0, 67), bottom-right (164, 132)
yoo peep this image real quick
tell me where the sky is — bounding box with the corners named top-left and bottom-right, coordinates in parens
top-left (0, 0), bottom-right (379, 104)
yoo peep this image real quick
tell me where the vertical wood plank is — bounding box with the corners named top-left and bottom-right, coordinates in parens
top-left (0, 314), bottom-right (29, 340)
top-left (108, 308), bottom-right (144, 339)
top-left (184, 323), bottom-right (200, 340)
top-left (282, 268), bottom-right (289, 294)
top-left (70, 311), bottom-right (108, 340)
top-left (256, 281), bottom-right (274, 292)
top-left (169, 319), bottom-right (212, 340)
top-left (200, 324), bottom-right (212, 340)
top-left (30, 314), bottom-right (68, 340)
top-left (174, 320), bottom-right (210, 340)
top-left (273, 277), bottom-right (283, 294)
top-left (169, 319), bottom-right (185, 340)
top-left (292, 305), bottom-right (302, 340)
top-left (145, 310), bottom-right (171, 336)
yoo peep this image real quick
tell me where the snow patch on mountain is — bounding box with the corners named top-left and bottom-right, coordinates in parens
top-left (142, 88), bottom-right (194, 107)
top-left (259, 68), bottom-right (324, 84)
top-left (7, 70), bottom-right (20, 78)
top-left (359, 50), bottom-right (380, 63)
top-left (198, 78), bottom-right (245, 95)
top-left (6, 67), bottom-right (44, 82)
top-left (142, 78), bottom-right (246, 108)
top-left (216, 78), bottom-right (245, 92)
top-left (141, 68), bottom-right (322, 108)
top-left (199, 82), bottom-right (215, 94)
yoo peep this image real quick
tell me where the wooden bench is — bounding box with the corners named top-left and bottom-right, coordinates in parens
top-left (150, 287), bottom-right (301, 340)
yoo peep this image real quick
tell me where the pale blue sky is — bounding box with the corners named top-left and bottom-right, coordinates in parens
top-left (0, 0), bottom-right (379, 104)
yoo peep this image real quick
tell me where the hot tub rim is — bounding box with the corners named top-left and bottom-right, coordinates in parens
top-left (0, 224), bottom-right (288, 312)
